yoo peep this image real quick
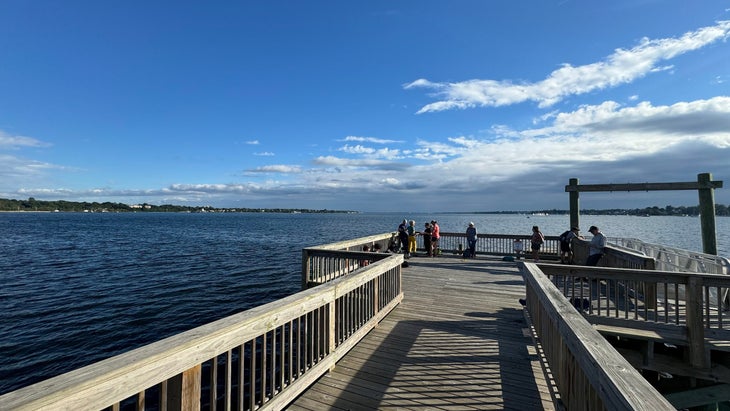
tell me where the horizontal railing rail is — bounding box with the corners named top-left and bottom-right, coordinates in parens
top-left (521, 262), bottom-right (676, 410)
top-left (536, 263), bottom-right (730, 368)
top-left (572, 238), bottom-right (657, 270)
top-left (1, 250), bottom-right (404, 411)
top-left (609, 237), bottom-right (730, 275)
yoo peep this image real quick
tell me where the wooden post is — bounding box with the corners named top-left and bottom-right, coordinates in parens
top-left (167, 365), bottom-right (202, 411)
top-left (686, 277), bottom-right (707, 369)
top-left (301, 249), bottom-right (310, 290)
top-left (697, 173), bottom-right (718, 256)
top-left (568, 178), bottom-right (580, 231)
top-left (328, 301), bottom-right (336, 372)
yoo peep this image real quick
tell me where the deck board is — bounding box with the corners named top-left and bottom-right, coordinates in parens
top-left (287, 256), bottom-right (557, 410)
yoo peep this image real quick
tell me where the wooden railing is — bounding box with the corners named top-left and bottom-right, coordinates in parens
top-left (537, 263), bottom-right (730, 369)
top-left (302, 232), bottom-right (395, 288)
top-left (572, 238), bottom-right (657, 269)
top-left (0, 244), bottom-right (403, 411)
top-left (521, 262), bottom-right (676, 410)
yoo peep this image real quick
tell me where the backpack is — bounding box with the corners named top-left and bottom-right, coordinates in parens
top-left (559, 230), bottom-right (571, 245)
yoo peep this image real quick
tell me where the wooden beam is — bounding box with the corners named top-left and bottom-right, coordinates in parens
top-left (565, 181), bottom-right (723, 192)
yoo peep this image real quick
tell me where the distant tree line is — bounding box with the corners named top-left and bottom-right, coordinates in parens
top-left (0, 197), bottom-right (353, 214)
top-left (491, 204), bottom-right (730, 217)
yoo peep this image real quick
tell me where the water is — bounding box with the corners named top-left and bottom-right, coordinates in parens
top-left (1, 212), bottom-right (728, 395)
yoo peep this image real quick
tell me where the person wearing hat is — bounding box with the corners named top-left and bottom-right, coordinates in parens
top-left (465, 222), bottom-right (478, 258)
top-left (559, 226), bottom-right (583, 264)
top-left (586, 225), bottom-right (607, 266)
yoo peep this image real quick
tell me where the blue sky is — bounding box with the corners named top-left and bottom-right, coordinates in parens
top-left (1, 1), bottom-right (730, 212)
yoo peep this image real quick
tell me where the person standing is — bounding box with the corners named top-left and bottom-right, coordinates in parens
top-left (530, 225), bottom-right (544, 262)
top-left (407, 220), bottom-right (418, 257)
top-left (559, 226), bottom-right (583, 264)
top-left (466, 222), bottom-right (477, 258)
top-left (586, 225), bottom-right (607, 266)
top-left (431, 220), bottom-right (440, 256)
top-left (422, 222), bottom-right (433, 257)
top-left (397, 219), bottom-right (409, 257)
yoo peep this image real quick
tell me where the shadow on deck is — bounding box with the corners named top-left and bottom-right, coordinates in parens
top-left (288, 256), bottom-right (557, 410)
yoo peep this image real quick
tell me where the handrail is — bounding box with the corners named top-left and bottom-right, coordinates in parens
top-left (521, 262), bottom-right (676, 410)
top-left (0, 251), bottom-right (404, 411)
top-left (609, 237), bottom-right (730, 275)
top-left (536, 263), bottom-right (730, 368)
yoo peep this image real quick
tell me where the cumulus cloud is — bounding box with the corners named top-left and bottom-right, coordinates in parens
top-left (254, 151), bottom-right (275, 156)
top-left (405, 20), bottom-right (730, 113)
top-left (245, 140), bottom-right (260, 145)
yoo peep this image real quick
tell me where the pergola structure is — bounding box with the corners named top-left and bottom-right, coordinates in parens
top-left (565, 172), bottom-right (723, 255)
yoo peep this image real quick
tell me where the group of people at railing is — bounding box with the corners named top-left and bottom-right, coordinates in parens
top-left (395, 218), bottom-right (441, 258)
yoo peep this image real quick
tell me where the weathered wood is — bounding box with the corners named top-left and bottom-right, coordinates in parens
top-left (687, 276), bottom-right (708, 368)
top-left (698, 172), bottom-right (720, 255)
top-left (522, 262), bottom-right (676, 410)
top-left (290, 257), bottom-right (557, 410)
top-left (0, 255), bottom-right (403, 411)
top-left (564, 181), bottom-right (723, 192)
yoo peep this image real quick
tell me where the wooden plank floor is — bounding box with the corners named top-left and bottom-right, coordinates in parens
top-left (287, 255), bottom-right (558, 410)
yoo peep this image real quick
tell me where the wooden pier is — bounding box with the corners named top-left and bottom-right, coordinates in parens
top-left (290, 255), bottom-right (556, 410)
top-left (2, 231), bottom-right (728, 410)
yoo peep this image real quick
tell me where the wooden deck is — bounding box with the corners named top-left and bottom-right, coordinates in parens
top-left (288, 255), bottom-right (557, 410)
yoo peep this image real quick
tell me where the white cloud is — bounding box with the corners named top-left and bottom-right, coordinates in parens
top-left (0, 131), bottom-right (50, 149)
top-left (254, 152), bottom-right (275, 156)
top-left (341, 136), bottom-right (402, 144)
top-left (248, 165), bottom-right (303, 173)
top-left (405, 21), bottom-right (730, 113)
top-left (245, 140), bottom-right (260, 145)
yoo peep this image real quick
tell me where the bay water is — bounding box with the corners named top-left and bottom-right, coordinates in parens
top-left (1, 212), bottom-right (728, 394)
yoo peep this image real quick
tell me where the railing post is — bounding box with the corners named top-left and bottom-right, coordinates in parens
top-left (328, 301), bottom-right (336, 371)
top-left (301, 249), bottom-right (310, 290)
top-left (167, 365), bottom-right (201, 411)
top-left (686, 277), bottom-right (707, 369)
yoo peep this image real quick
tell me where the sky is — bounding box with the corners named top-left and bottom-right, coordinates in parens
top-left (1, 1), bottom-right (730, 212)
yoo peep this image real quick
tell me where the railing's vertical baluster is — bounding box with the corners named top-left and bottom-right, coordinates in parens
top-left (136, 391), bottom-right (144, 411)
top-left (160, 380), bottom-right (168, 411)
top-left (337, 295), bottom-right (343, 344)
top-left (224, 350), bottom-right (231, 411)
top-left (308, 311), bottom-right (314, 368)
top-left (237, 345), bottom-right (244, 411)
top-left (642, 282), bottom-right (648, 320)
top-left (271, 328), bottom-right (276, 398)
top-left (211, 356), bottom-right (218, 411)
top-left (287, 321), bottom-right (293, 386)
top-left (719, 287), bottom-right (724, 329)
top-left (296, 316), bottom-right (302, 379)
top-left (279, 324), bottom-right (284, 388)
top-left (663, 283), bottom-right (669, 323)
top-left (704, 286), bottom-right (710, 328)
top-left (633, 280), bottom-right (639, 320)
top-left (262, 332), bottom-right (268, 404)
top-left (614, 280), bottom-right (619, 318)
top-left (249, 338), bottom-right (256, 409)
top-left (675, 284), bottom-right (680, 324)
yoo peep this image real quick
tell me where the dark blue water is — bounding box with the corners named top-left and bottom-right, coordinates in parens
top-left (1, 212), bottom-right (728, 395)
top-left (0, 212), bottom-right (389, 394)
